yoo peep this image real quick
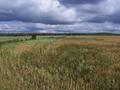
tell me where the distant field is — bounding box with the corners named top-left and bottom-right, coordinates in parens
top-left (0, 35), bottom-right (120, 90)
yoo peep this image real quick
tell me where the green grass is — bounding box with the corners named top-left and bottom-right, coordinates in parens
top-left (0, 36), bottom-right (120, 90)
top-left (0, 36), bottom-right (59, 48)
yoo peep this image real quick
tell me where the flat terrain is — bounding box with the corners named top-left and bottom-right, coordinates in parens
top-left (0, 36), bottom-right (120, 90)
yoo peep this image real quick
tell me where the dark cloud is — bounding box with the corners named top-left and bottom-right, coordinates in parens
top-left (0, 21), bottom-right (120, 33)
top-left (88, 11), bottom-right (120, 24)
top-left (0, 12), bottom-right (14, 21)
top-left (59, 0), bottom-right (104, 4)
top-left (0, 0), bottom-right (120, 33)
top-left (0, 11), bottom-right (76, 25)
top-left (0, 0), bottom-right (77, 24)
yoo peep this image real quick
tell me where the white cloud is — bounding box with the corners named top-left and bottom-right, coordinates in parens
top-left (0, 0), bottom-right (77, 24)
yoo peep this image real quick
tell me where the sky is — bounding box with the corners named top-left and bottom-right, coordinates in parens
top-left (0, 0), bottom-right (120, 33)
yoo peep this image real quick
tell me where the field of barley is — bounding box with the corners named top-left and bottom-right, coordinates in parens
top-left (0, 35), bottom-right (120, 90)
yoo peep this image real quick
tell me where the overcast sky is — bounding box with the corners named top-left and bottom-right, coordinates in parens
top-left (0, 0), bottom-right (120, 33)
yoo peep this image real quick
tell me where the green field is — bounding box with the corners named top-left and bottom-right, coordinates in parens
top-left (0, 36), bottom-right (120, 90)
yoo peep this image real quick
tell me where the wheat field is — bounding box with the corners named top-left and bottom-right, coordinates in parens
top-left (0, 36), bottom-right (120, 90)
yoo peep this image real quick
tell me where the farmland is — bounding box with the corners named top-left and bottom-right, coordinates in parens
top-left (0, 35), bottom-right (120, 90)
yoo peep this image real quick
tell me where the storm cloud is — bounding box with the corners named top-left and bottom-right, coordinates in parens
top-left (0, 0), bottom-right (120, 33)
top-left (59, 0), bottom-right (104, 4)
top-left (0, 0), bottom-right (77, 24)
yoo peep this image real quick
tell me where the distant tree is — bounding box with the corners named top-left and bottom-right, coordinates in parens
top-left (31, 35), bottom-right (37, 40)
